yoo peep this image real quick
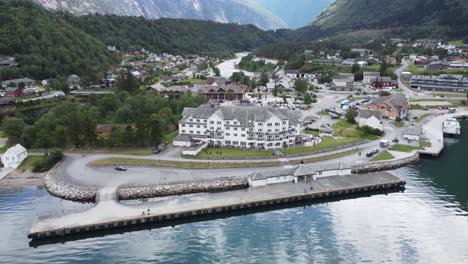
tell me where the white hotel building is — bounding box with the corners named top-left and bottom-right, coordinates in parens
top-left (174, 104), bottom-right (302, 150)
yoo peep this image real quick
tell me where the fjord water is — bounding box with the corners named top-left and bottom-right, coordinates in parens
top-left (1, 122), bottom-right (468, 263)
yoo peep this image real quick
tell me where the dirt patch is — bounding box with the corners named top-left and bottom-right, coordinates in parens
top-left (0, 169), bottom-right (46, 187)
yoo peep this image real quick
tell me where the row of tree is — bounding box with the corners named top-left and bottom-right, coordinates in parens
top-left (2, 91), bottom-right (208, 149)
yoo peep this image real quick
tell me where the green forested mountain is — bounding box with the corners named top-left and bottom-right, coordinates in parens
top-left (65, 15), bottom-right (276, 57)
top-left (0, 0), bottom-right (275, 82)
top-left (311, 0), bottom-right (468, 39)
top-left (0, 0), bottom-right (118, 82)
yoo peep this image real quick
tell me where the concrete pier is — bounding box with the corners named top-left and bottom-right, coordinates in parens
top-left (29, 172), bottom-right (405, 240)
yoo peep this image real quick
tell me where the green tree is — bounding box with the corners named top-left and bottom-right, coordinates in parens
top-left (294, 79), bottom-right (308, 94)
top-left (351, 64), bottom-right (360, 73)
top-left (304, 93), bottom-right (313, 105)
top-left (2, 117), bottom-right (25, 144)
top-left (345, 109), bottom-right (359, 124)
top-left (260, 72), bottom-right (269, 86)
top-left (117, 70), bottom-right (139, 92)
top-left (227, 90), bottom-right (236, 101)
top-left (214, 67), bottom-right (220, 77)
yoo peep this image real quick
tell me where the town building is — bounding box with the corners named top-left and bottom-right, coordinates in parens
top-left (200, 85), bottom-right (247, 101)
top-left (363, 93), bottom-right (409, 120)
top-left (175, 103), bottom-right (302, 150)
top-left (0, 97), bottom-right (16, 112)
top-left (363, 72), bottom-right (380, 84)
top-left (1, 78), bottom-right (35, 89)
top-left (370, 77), bottom-right (398, 89)
top-left (403, 127), bottom-right (421, 141)
top-left (1, 144), bottom-right (28, 169)
top-left (312, 162), bottom-right (352, 177)
top-left (410, 74), bottom-right (468, 92)
top-left (248, 165), bottom-right (315, 187)
top-left (357, 110), bottom-right (383, 131)
top-left (67, 74), bottom-right (81, 89)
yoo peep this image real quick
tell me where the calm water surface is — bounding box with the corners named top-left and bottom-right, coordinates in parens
top-left (1, 122), bottom-right (468, 263)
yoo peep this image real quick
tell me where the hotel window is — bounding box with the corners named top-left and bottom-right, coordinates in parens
top-left (210, 121), bottom-right (214, 124)
top-left (189, 125), bottom-right (193, 128)
top-left (181, 124), bottom-right (186, 127)
top-left (283, 121), bottom-right (287, 125)
top-left (226, 121), bottom-right (230, 124)
top-left (189, 131), bottom-right (193, 134)
top-left (258, 123), bottom-right (263, 126)
top-left (226, 127), bottom-right (230, 130)
top-left (275, 123), bottom-right (280, 126)
top-left (267, 129), bottom-right (272, 133)
top-left (234, 134), bottom-right (238, 137)
top-left (241, 128), bottom-right (245, 131)
top-left (234, 128), bottom-right (238, 131)
top-left (241, 134), bottom-right (245, 137)
top-left (189, 119), bottom-right (193, 122)
top-left (226, 133), bottom-right (230, 136)
top-left (267, 123), bottom-right (272, 126)
top-left (197, 125), bottom-right (200, 128)
top-left (217, 121), bottom-right (222, 124)
top-left (182, 130), bottom-right (186, 133)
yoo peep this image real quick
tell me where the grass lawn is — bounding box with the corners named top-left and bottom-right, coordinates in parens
top-left (392, 121), bottom-right (405, 127)
top-left (317, 111), bottom-right (329, 116)
top-left (163, 131), bottom-right (179, 143)
top-left (415, 113), bottom-right (432, 123)
top-left (90, 149), bottom-right (359, 169)
top-left (0, 131), bottom-right (6, 138)
top-left (304, 129), bottom-right (320, 136)
top-left (433, 93), bottom-right (467, 98)
top-left (371, 150), bottom-right (395, 162)
top-left (389, 143), bottom-right (427, 153)
top-left (195, 147), bottom-right (274, 159)
top-left (282, 137), bottom-right (361, 155)
top-left (69, 148), bottom-right (153, 155)
top-left (332, 120), bottom-right (381, 140)
top-left (18, 156), bottom-right (46, 172)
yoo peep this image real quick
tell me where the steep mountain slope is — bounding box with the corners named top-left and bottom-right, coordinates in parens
top-left (256, 0), bottom-right (332, 28)
top-left (33, 0), bottom-right (287, 29)
top-left (312, 0), bottom-right (468, 38)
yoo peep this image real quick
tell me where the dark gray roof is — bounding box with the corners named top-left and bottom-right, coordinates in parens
top-left (249, 165), bottom-right (315, 180)
top-left (363, 72), bottom-right (380, 77)
top-left (359, 110), bottom-right (382, 120)
top-left (182, 104), bottom-right (302, 127)
top-left (371, 93), bottom-right (408, 108)
top-left (200, 85), bottom-right (247, 94)
top-left (310, 162), bottom-right (351, 172)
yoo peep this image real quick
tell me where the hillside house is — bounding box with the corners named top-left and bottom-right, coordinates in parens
top-left (1, 144), bottom-right (28, 169)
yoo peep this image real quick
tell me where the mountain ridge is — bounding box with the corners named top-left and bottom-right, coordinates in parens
top-left (33, 0), bottom-right (288, 30)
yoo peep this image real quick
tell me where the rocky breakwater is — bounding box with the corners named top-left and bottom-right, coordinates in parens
top-left (118, 177), bottom-right (248, 200)
top-left (352, 152), bottom-right (420, 174)
top-left (44, 162), bottom-right (97, 203)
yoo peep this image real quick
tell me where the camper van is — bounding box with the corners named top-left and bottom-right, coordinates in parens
top-left (380, 140), bottom-right (390, 148)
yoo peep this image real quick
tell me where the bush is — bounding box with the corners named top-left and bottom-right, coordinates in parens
top-left (359, 125), bottom-right (384, 136)
top-left (32, 151), bottom-right (64, 173)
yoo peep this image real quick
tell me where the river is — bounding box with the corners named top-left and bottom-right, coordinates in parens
top-left (1, 122), bottom-right (468, 263)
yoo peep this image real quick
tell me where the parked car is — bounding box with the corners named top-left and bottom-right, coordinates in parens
top-left (366, 152), bottom-right (374, 158)
top-left (371, 149), bottom-right (379, 154)
top-left (153, 149), bottom-right (162, 154)
top-left (115, 166), bottom-right (127, 171)
top-left (422, 107), bottom-right (429, 111)
top-left (392, 138), bottom-right (400, 143)
top-left (380, 140), bottom-right (390, 148)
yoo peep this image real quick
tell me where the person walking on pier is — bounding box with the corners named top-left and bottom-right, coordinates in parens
top-left (147, 209), bottom-right (151, 215)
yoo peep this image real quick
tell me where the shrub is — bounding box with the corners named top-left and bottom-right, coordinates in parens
top-left (32, 151), bottom-right (64, 172)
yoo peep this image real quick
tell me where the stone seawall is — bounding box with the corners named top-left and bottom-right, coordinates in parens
top-left (352, 152), bottom-right (420, 174)
top-left (118, 177), bottom-right (249, 200)
top-left (44, 162), bottom-right (97, 203)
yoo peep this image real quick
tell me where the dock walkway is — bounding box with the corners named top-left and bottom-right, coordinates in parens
top-left (29, 172), bottom-right (405, 240)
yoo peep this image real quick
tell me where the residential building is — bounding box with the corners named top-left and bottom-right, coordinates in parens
top-left (311, 162), bottom-right (352, 177)
top-left (425, 61), bottom-right (447, 70)
top-left (363, 72), bottom-right (380, 83)
top-left (147, 83), bottom-right (189, 98)
top-left (0, 97), bottom-right (16, 112)
top-left (410, 74), bottom-right (468, 92)
top-left (1, 144), bottom-right (28, 169)
top-left (248, 165), bottom-right (315, 187)
top-left (1, 78), bottom-right (35, 88)
top-left (363, 93), bottom-right (409, 120)
top-left (341, 59), bottom-right (356, 66)
top-left (403, 127), bottom-right (421, 141)
top-left (370, 77), bottom-right (398, 89)
top-left (6, 87), bottom-right (24, 98)
top-left (67, 74), bottom-right (81, 88)
top-left (357, 110), bottom-right (383, 131)
top-left (200, 85), bottom-right (247, 101)
top-left (175, 103), bottom-right (302, 150)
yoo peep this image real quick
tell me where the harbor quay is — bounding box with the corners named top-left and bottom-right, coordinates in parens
top-left (29, 172), bottom-right (405, 240)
